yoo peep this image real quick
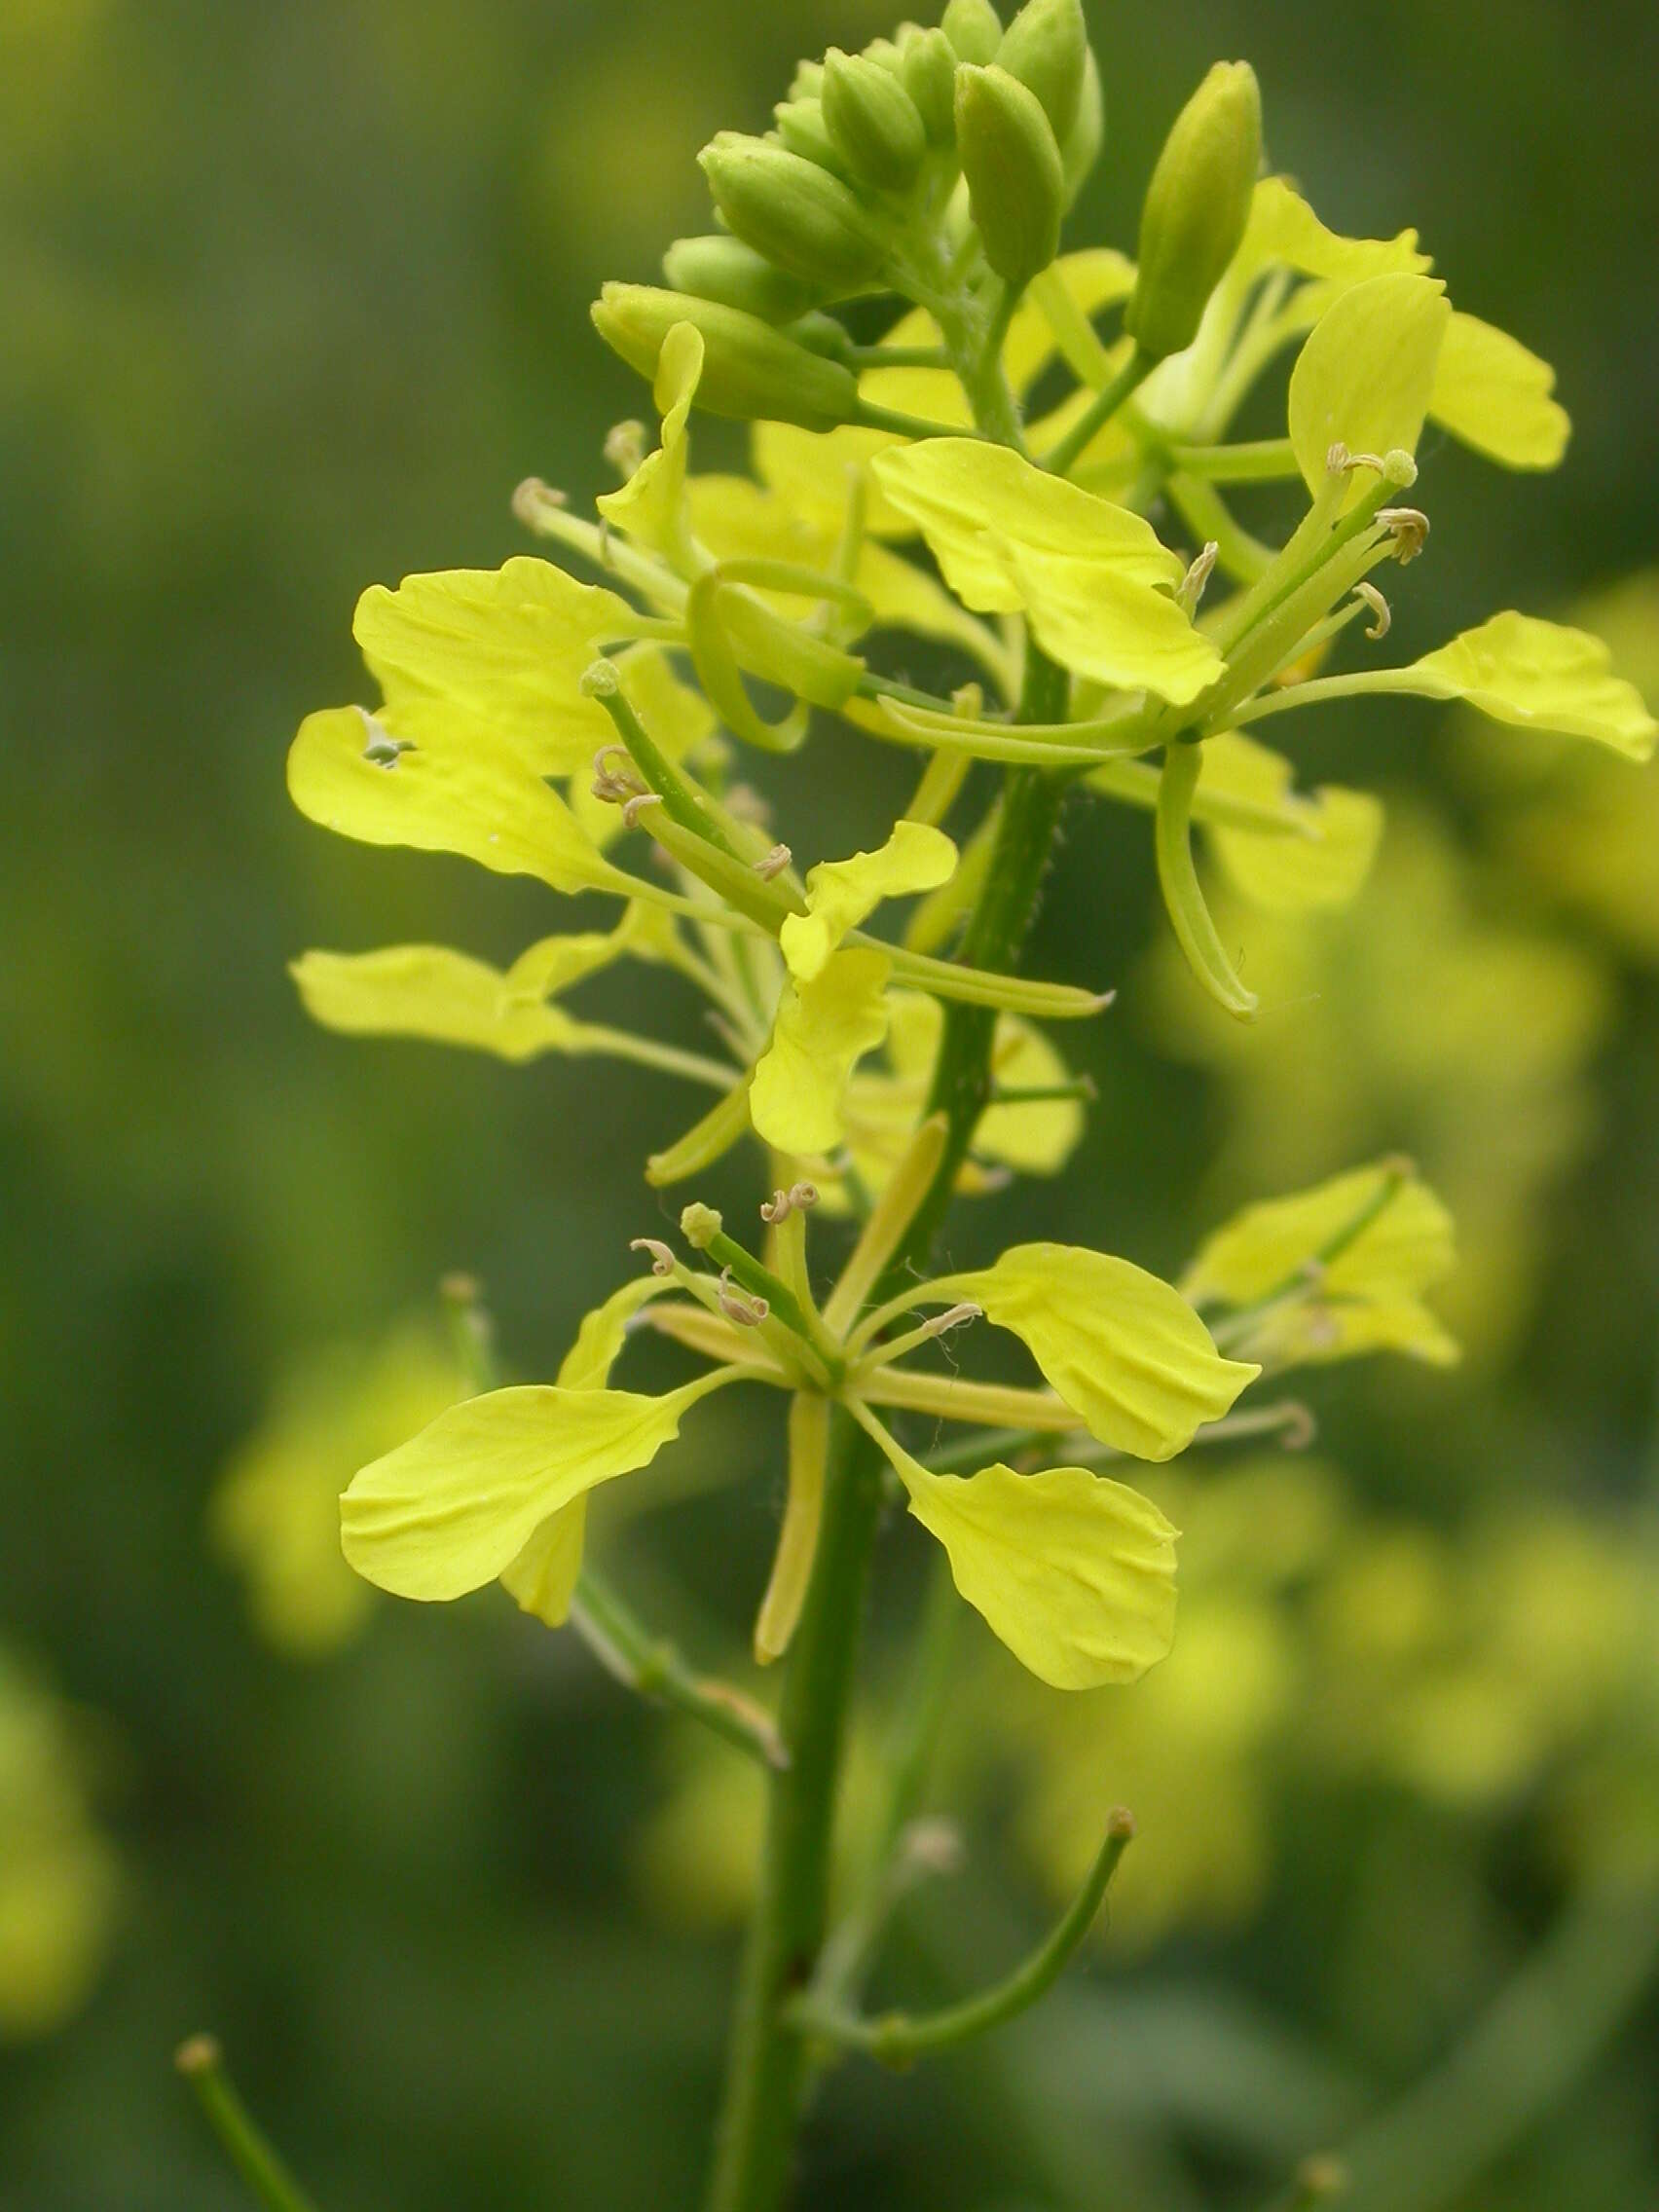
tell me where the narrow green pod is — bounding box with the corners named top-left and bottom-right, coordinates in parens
top-left (823, 46), bottom-right (928, 191)
top-left (995, 0), bottom-right (1088, 141)
top-left (662, 235), bottom-right (824, 324)
top-left (955, 61), bottom-right (1065, 291)
top-left (1125, 61), bottom-right (1263, 361)
top-left (1154, 738), bottom-right (1259, 1020)
top-left (942, 0), bottom-right (1003, 66)
top-left (699, 132), bottom-right (886, 291)
top-left (591, 284), bottom-right (860, 431)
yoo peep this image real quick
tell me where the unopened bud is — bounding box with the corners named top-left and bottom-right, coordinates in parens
top-left (773, 97), bottom-right (855, 183)
top-left (955, 62), bottom-right (1065, 291)
top-left (996, 0), bottom-right (1087, 142)
top-left (699, 132), bottom-right (886, 293)
top-left (1124, 60), bottom-right (1262, 361)
top-left (662, 234), bottom-right (824, 325)
top-left (902, 27), bottom-right (960, 146)
top-left (591, 284), bottom-right (859, 432)
top-left (787, 56), bottom-right (826, 101)
top-left (941, 0), bottom-right (1003, 66)
top-left (1060, 45), bottom-right (1105, 205)
top-left (823, 47), bottom-right (928, 192)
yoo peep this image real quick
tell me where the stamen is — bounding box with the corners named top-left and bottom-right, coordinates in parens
top-left (1179, 541), bottom-right (1219, 613)
top-left (356, 708), bottom-right (415, 768)
top-left (511, 477), bottom-right (568, 527)
top-left (724, 784), bottom-right (773, 829)
top-left (604, 420), bottom-right (647, 478)
top-left (629, 1237), bottom-right (677, 1278)
top-left (591, 744), bottom-right (647, 805)
top-left (754, 843), bottom-right (793, 881)
top-left (1353, 581), bottom-right (1391, 640)
top-left (620, 790), bottom-right (664, 830)
top-left (1378, 507), bottom-right (1430, 563)
top-left (919, 1301), bottom-right (982, 1339)
top-left (759, 1181), bottom-right (821, 1225)
top-left (718, 1267), bottom-right (769, 1327)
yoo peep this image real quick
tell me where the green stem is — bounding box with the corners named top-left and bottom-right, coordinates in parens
top-left (787, 1811), bottom-right (1134, 2065)
top-left (1045, 345), bottom-right (1156, 477)
top-left (174, 2038), bottom-right (320, 2212)
top-left (571, 1568), bottom-right (787, 1770)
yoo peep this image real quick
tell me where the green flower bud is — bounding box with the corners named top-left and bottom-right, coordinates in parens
top-left (787, 57), bottom-right (826, 101)
top-left (954, 61), bottom-right (1065, 292)
top-left (902, 26), bottom-right (960, 146)
top-left (772, 99), bottom-right (854, 183)
top-left (1124, 60), bottom-right (1263, 362)
top-left (591, 284), bottom-right (860, 432)
top-left (786, 310), bottom-right (858, 363)
top-left (995, 0), bottom-right (1087, 142)
top-left (941, 0), bottom-right (1002, 66)
top-left (699, 132), bottom-right (886, 293)
top-left (861, 36), bottom-right (907, 75)
top-left (823, 46), bottom-right (928, 192)
top-left (1059, 45), bottom-right (1105, 205)
top-left (662, 234), bottom-right (824, 324)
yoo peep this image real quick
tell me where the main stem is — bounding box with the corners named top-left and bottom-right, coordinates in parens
top-left (703, 652), bottom-right (1070, 2212)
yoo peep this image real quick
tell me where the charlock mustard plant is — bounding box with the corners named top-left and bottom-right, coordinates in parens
top-left (263, 6), bottom-right (1658, 2208)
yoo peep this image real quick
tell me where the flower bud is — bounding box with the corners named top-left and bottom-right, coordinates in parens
top-left (772, 98), bottom-right (853, 182)
top-left (787, 57), bottom-right (826, 101)
top-left (941, 0), bottom-right (1002, 66)
top-left (955, 61), bottom-right (1065, 292)
top-left (662, 234), bottom-right (824, 324)
top-left (591, 284), bottom-right (860, 432)
top-left (822, 46), bottom-right (928, 192)
top-left (699, 132), bottom-right (886, 293)
top-left (1124, 60), bottom-right (1262, 362)
top-left (1059, 45), bottom-right (1105, 205)
top-left (995, 0), bottom-right (1087, 142)
top-left (902, 26), bottom-right (960, 146)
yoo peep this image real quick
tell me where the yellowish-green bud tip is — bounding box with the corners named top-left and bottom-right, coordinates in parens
top-left (995, 0), bottom-right (1088, 141)
top-left (1124, 59), bottom-right (1263, 362)
top-left (823, 46), bottom-right (929, 192)
top-left (954, 60), bottom-right (1065, 291)
top-left (174, 2035), bottom-right (222, 2077)
top-left (941, 0), bottom-right (1003, 66)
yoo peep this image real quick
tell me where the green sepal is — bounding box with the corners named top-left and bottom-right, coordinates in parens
top-left (1124, 61), bottom-right (1262, 361)
top-left (1155, 738), bottom-right (1258, 1020)
top-left (955, 62), bottom-right (1065, 292)
top-left (995, 0), bottom-right (1088, 141)
top-left (591, 284), bottom-right (858, 431)
top-left (823, 47), bottom-right (928, 192)
top-left (661, 234), bottom-right (825, 325)
top-left (699, 132), bottom-right (886, 293)
top-left (942, 0), bottom-right (1003, 66)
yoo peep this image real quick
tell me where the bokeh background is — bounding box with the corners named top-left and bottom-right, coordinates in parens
top-left (3, 0), bottom-right (1658, 2205)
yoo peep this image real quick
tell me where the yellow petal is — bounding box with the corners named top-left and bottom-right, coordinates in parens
top-left (780, 820), bottom-right (957, 981)
top-left (1236, 176), bottom-right (1431, 287)
top-left (998, 543), bottom-right (1224, 704)
top-left (1287, 272), bottom-right (1451, 498)
top-left (596, 319), bottom-right (702, 557)
top-left (749, 947), bottom-right (892, 1156)
top-left (352, 558), bottom-right (630, 775)
top-left (1428, 312), bottom-right (1568, 471)
top-left (1199, 734), bottom-right (1382, 912)
top-left (288, 705), bottom-right (631, 895)
top-left (879, 1430), bottom-right (1178, 1690)
top-left (342, 1373), bottom-right (731, 1602)
top-left (1183, 1162), bottom-right (1456, 1307)
top-left (499, 1272), bottom-right (671, 1627)
top-left (927, 1243), bottom-right (1258, 1460)
top-left (1400, 613), bottom-right (1656, 760)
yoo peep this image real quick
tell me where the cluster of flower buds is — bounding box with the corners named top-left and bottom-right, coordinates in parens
top-left (595, 0), bottom-right (1133, 426)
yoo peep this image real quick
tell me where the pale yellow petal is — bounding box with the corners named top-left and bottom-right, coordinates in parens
top-left (749, 947), bottom-right (892, 1156)
top-left (1286, 273), bottom-right (1451, 498)
top-left (1428, 312), bottom-right (1568, 471)
top-left (781, 821), bottom-right (957, 981)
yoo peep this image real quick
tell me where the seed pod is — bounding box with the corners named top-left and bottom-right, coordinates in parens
top-left (662, 234), bottom-right (824, 324)
top-left (941, 0), bottom-right (1002, 66)
top-left (699, 132), bottom-right (886, 292)
top-left (772, 98), bottom-right (855, 182)
top-left (995, 0), bottom-right (1087, 142)
top-left (1060, 44), bottom-right (1105, 204)
top-left (823, 46), bottom-right (928, 191)
top-left (902, 26), bottom-right (960, 146)
top-left (955, 61), bottom-right (1065, 291)
top-left (591, 284), bottom-right (860, 431)
top-left (1124, 61), bottom-right (1263, 362)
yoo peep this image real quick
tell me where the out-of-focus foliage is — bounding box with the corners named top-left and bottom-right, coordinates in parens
top-left (3, 2), bottom-right (1657, 2209)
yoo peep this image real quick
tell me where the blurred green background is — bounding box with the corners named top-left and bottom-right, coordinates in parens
top-left (3, 0), bottom-right (1658, 2206)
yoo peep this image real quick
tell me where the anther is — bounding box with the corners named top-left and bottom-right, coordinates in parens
top-left (754, 843), bottom-right (793, 881)
top-left (718, 1268), bottom-right (769, 1327)
top-left (1378, 506), bottom-right (1430, 563)
top-left (511, 477), bottom-right (568, 528)
top-left (629, 1237), bottom-right (677, 1278)
top-left (604, 419), bottom-right (647, 478)
top-left (759, 1181), bottom-right (820, 1225)
top-left (621, 791), bottom-right (663, 830)
top-left (1179, 540), bottom-right (1219, 612)
top-left (590, 744), bottom-right (646, 805)
top-left (356, 708), bottom-right (415, 767)
top-left (919, 1301), bottom-right (982, 1340)
top-left (1352, 581), bottom-right (1391, 640)
top-left (1279, 1402), bottom-right (1317, 1450)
